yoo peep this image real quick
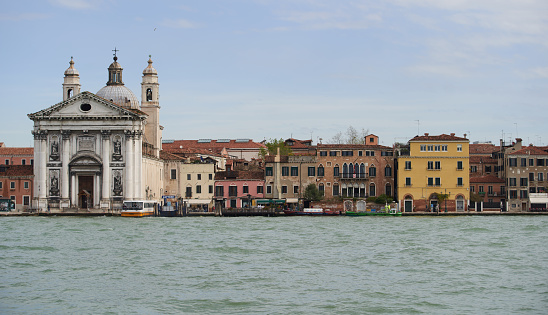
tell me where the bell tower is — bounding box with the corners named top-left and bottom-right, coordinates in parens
top-left (62, 57), bottom-right (81, 101)
top-left (141, 55), bottom-right (161, 158)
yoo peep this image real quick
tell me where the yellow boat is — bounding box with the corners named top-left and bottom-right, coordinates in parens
top-left (121, 200), bottom-right (157, 217)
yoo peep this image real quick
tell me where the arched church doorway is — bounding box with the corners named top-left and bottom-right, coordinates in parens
top-left (78, 176), bottom-right (93, 208)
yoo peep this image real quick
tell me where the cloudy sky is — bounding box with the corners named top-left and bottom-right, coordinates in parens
top-left (1, 0), bottom-right (547, 147)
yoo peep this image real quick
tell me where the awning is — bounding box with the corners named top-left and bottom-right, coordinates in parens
top-left (256, 199), bottom-right (286, 204)
top-left (186, 199), bottom-right (212, 205)
top-left (529, 197), bottom-right (548, 204)
top-left (286, 198), bottom-right (299, 203)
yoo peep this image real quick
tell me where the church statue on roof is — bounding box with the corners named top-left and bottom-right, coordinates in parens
top-left (28, 50), bottom-right (164, 211)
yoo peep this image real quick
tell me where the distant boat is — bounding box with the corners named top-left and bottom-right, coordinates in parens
top-left (283, 208), bottom-right (341, 216)
top-left (121, 200), bottom-right (157, 217)
top-left (346, 209), bottom-right (402, 216)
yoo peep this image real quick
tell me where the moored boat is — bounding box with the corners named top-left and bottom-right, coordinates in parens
top-left (121, 200), bottom-right (157, 217)
top-left (284, 208), bottom-right (341, 216)
top-left (346, 209), bottom-right (402, 216)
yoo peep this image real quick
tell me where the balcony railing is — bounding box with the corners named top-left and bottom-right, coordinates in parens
top-left (340, 172), bottom-right (367, 179)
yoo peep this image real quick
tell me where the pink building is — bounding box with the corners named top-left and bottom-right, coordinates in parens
top-left (0, 145), bottom-right (34, 166)
top-left (214, 170), bottom-right (264, 209)
top-left (0, 165), bottom-right (34, 211)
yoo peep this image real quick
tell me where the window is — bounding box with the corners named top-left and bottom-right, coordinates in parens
top-left (10, 196), bottom-right (15, 201)
top-left (405, 161), bottom-right (411, 170)
top-left (4, 159), bottom-right (9, 165)
top-left (509, 158), bottom-right (517, 167)
top-left (434, 145), bottom-right (440, 152)
top-left (538, 159), bottom-right (546, 166)
top-left (265, 167), bottom-right (273, 176)
top-left (281, 166), bottom-right (289, 176)
top-left (185, 186), bottom-right (192, 198)
top-left (333, 166), bottom-right (340, 177)
top-left (381, 151), bottom-right (393, 156)
top-left (0, 182), bottom-right (2, 189)
top-left (215, 186), bottom-right (224, 197)
top-left (435, 161), bottom-right (441, 170)
top-left (318, 184), bottom-right (324, 196)
top-left (22, 159), bottom-right (26, 165)
top-left (23, 196), bottom-right (30, 206)
top-left (405, 177), bottom-right (411, 186)
top-left (341, 151), bottom-right (353, 156)
top-left (488, 186), bottom-right (493, 194)
top-left (539, 173), bottom-right (544, 182)
top-left (24, 182), bottom-right (29, 189)
top-left (385, 184), bottom-right (391, 196)
top-left (197, 174), bottom-right (201, 180)
top-left (471, 166), bottom-right (477, 173)
top-left (470, 185), bottom-right (475, 192)
top-left (457, 144), bottom-right (462, 152)
top-left (384, 166), bottom-right (392, 177)
top-left (369, 167), bottom-right (376, 177)
top-left (187, 174), bottom-right (191, 180)
top-left (428, 161), bottom-right (434, 170)
top-left (257, 185), bottom-right (264, 194)
top-left (457, 177), bottom-right (463, 186)
top-left (243, 185), bottom-right (249, 194)
top-left (281, 185), bottom-right (288, 194)
top-left (520, 190), bottom-right (528, 198)
top-left (529, 173), bottom-right (535, 181)
top-left (319, 151), bottom-right (327, 156)
top-left (209, 174), bottom-right (213, 180)
top-left (358, 151), bottom-right (363, 156)
top-left (369, 184), bottom-right (376, 197)
top-left (428, 177), bottom-right (434, 186)
top-left (457, 161), bottom-right (463, 170)
top-left (520, 178), bottom-right (528, 187)
top-left (266, 185), bottom-right (272, 194)
top-left (317, 166), bottom-right (324, 177)
top-left (479, 186), bottom-right (484, 193)
top-left (508, 178), bottom-right (516, 187)
top-left (521, 158), bottom-right (527, 167)
top-left (329, 151), bottom-right (338, 156)
top-left (10, 182), bottom-right (15, 189)
top-left (170, 169), bottom-right (177, 180)
top-left (420, 145), bottom-right (426, 152)
top-left (31, 159), bottom-right (33, 165)
top-left (441, 145), bottom-right (448, 152)
top-left (509, 190), bottom-right (517, 199)
top-left (485, 166), bottom-right (491, 173)
top-left (230, 199), bottom-right (237, 208)
top-left (196, 185), bottom-right (202, 194)
top-left (333, 184), bottom-right (339, 196)
top-left (229, 186), bottom-right (238, 197)
top-left (435, 178), bottom-right (441, 186)
top-left (209, 185), bottom-right (213, 194)
top-left (308, 167), bottom-right (315, 176)
top-left (291, 167), bottom-right (298, 176)
top-left (529, 159), bottom-right (534, 166)
top-left (427, 145), bottom-right (433, 152)
top-left (293, 186), bottom-right (299, 194)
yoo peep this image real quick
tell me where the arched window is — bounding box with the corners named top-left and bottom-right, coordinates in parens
top-left (317, 164), bottom-right (324, 177)
top-left (342, 163), bottom-right (348, 178)
top-left (341, 184), bottom-right (347, 197)
top-left (360, 163), bottom-right (366, 178)
top-left (385, 183), bottom-right (392, 196)
top-left (67, 89), bottom-right (73, 99)
top-left (333, 164), bottom-right (340, 177)
top-left (360, 183), bottom-right (366, 197)
top-left (318, 183), bottom-right (324, 196)
top-left (369, 183), bottom-right (376, 197)
top-left (146, 88), bottom-right (152, 101)
top-left (385, 165), bottom-right (392, 177)
top-left (369, 166), bottom-right (376, 177)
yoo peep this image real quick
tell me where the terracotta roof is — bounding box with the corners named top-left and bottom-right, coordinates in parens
top-left (163, 139), bottom-right (265, 152)
top-left (509, 146), bottom-right (548, 156)
top-left (0, 147), bottom-right (34, 156)
top-left (410, 133), bottom-right (468, 142)
top-left (470, 143), bottom-right (499, 155)
top-left (159, 150), bottom-right (185, 161)
top-left (470, 175), bottom-right (505, 183)
top-left (0, 165), bottom-right (34, 177)
top-left (285, 138), bottom-right (313, 148)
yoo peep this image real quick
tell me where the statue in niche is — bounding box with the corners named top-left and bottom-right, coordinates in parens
top-left (50, 139), bottom-right (60, 161)
top-left (112, 137), bottom-right (122, 161)
top-left (50, 174), bottom-right (59, 196)
top-left (113, 172), bottom-right (123, 196)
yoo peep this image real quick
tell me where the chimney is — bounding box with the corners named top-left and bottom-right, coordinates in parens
top-left (424, 133), bottom-right (429, 136)
top-left (450, 133), bottom-right (455, 136)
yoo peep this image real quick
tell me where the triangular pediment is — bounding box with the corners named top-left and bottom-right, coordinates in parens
top-left (28, 91), bottom-right (146, 121)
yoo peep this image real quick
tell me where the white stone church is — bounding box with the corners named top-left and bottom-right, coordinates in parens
top-left (28, 53), bottom-right (164, 211)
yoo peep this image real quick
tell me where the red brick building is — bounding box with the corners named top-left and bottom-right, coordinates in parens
top-left (0, 165), bottom-right (34, 211)
top-left (470, 174), bottom-right (505, 210)
top-left (0, 146), bottom-right (34, 166)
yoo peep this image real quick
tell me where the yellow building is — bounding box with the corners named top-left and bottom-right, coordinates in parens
top-left (398, 133), bottom-right (469, 212)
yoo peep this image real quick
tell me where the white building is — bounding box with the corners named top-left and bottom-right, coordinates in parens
top-left (28, 53), bottom-right (163, 211)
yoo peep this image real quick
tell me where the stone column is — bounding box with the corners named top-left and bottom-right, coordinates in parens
top-left (61, 130), bottom-right (71, 209)
top-left (101, 131), bottom-right (111, 209)
top-left (71, 172), bottom-right (76, 207)
top-left (95, 172), bottom-right (101, 208)
top-left (39, 131), bottom-right (48, 210)
top-left (125, 131), bottom-right (134, 200)
top-left (32, 130), bottom-right (41, 208)
top-left (135, 131), bottom-right (143, 200)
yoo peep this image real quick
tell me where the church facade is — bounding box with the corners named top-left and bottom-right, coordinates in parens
top-left (28, 54), bottom-right (163, 211)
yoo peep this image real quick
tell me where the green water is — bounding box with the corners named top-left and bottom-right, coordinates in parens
top-left (1, 216), bottom-right (547, 314)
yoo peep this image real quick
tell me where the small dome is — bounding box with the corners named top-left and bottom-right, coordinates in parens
top-left (108, 56), bottom-right (122, 70)
top-left (143, 56), bottom-right (157, 75)
top-left (96, 85), bottom-right (140, 109)
top-left (64, 57), bottom-right (79, 76)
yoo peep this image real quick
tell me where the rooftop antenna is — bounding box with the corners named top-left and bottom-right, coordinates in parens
top-left (415, 120), bottom-right (420, 135)
top-left (514, 123), bottom-right (518, 138)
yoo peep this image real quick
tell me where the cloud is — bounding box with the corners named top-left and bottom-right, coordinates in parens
top-left (162, 18), bottom-right (199, 29)
top-left (0, 13), bottom-right (49, 21)
top-left (50, 0), bottom-right (96, 10)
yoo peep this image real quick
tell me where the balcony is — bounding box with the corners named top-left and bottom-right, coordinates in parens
top-left (340, 173), bottom-right (367, 180)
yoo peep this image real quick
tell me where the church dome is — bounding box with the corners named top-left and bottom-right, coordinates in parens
top-left (96, 85), bottom-right (140, 109)
top-left (64, 57), bottom-right (79, 76)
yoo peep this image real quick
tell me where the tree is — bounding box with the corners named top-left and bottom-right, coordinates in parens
top-left (303, 183), bottom-right (323, 201)
top-left (328, 126), bottom-right (370, 144)
top-left (259, 138), bottom-right (292, 158)
top-left (437, 193), bottom-right (450, 212)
